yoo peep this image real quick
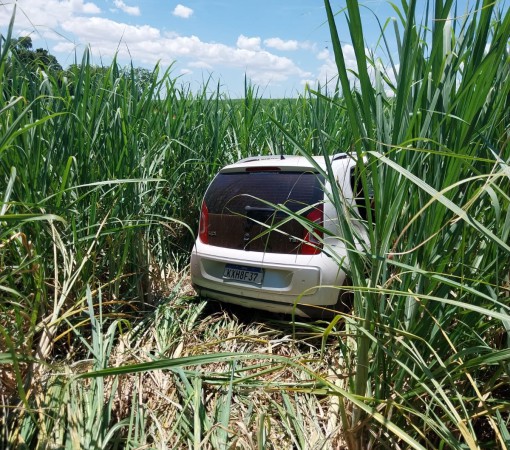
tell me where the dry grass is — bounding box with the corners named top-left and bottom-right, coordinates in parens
top-left (95, 272), bottom-right (349, 449)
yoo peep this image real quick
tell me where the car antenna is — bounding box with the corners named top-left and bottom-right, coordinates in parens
top-left (280, 147), bottom-right (285, 160)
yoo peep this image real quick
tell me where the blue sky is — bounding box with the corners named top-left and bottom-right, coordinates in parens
top-left (0, 0), bottom-right (497, 98)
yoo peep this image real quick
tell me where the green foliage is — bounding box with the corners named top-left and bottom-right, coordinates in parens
top-left (10, 35), bottom-right (62, 72)
top-left (1, 0), bottom-right (509, 448)
top-left (0, 9), bottom-right (350, 447)
top-left (319, 0), bottom-right (510, 447)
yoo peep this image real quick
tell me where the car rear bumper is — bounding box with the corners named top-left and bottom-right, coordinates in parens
top-left (190, 243), bottom-right (347, 315)
top-left (192, 284), bottom-right (346, 317)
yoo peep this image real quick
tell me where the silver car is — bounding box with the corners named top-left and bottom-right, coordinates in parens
top-left (190, 153), bottom-right (367, 318)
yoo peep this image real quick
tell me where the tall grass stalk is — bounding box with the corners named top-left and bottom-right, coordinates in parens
top-left (1, 9), bottom-right (352, 445)
top-left (317, 0), bottom-right (510, 447)
top-left (2, 0), bottom-right (509, 447)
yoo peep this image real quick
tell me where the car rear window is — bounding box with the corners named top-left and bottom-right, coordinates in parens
top-left (205, 171), bottom-right (325, 214)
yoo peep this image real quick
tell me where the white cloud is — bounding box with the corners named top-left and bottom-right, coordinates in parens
top-left (0, 0), bottom-right (101, 29)
top-left (55, 16), bottom-right (306, 85)
top-left (113, 0), bottom-right (140, 16)
top-left (80, 2), bottom-right (101, 14)
top-left (264, 38), bottom-right (299, 51)
top-left (0, 0), bottom-right (309, 93)
top-left (313, 46), bottom-right (400, 95)
top-left (61, 17), bottom-right (161, 44)
top-left (315, 45), bottom-right (358, 88)
top-left (264, 37), bottom-right (315, 52)
top-left (316, 49), bottom-right (330, 60)
top-left (53, 41), bottom-right (76, 54)
top-left (236, 35), bottom-right (261, 51)
top-left (188, 61), bottom-right (213, 69)
top-left (173, 4), bottom-right (194, 19)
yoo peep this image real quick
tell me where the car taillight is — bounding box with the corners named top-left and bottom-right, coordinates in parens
top-left (301, 204), bottom-right (323, 255)
top-left (199, 201), bottom-right (209, 244)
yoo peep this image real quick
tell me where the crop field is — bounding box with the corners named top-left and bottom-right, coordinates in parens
top-left (1, 0), bottom-right (509, 448)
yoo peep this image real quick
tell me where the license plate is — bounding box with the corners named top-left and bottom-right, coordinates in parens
top-left (223, 264), bottom-right (264, 285)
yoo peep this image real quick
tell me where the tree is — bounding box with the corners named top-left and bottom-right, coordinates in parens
top-left (65, 63), bottom-right (158, 97)
top-left (11, 35), bottom-right (63, 72)
top-left (13, 36), bottom-right (32, 50)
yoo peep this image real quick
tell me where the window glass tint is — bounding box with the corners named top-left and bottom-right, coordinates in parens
top-left (205, 171), bottom-right (324, 214)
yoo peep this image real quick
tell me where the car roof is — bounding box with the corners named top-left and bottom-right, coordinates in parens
top-left (220, 153), bottom-right (353, 173)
